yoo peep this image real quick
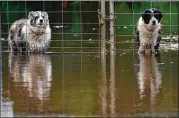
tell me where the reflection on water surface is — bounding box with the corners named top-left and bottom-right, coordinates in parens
top-left (1, 50), bottom-right (178, 117)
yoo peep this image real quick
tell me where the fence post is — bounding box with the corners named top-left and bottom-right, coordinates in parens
top-left (109, 1), bottom-right (115, 55)
top-left (100, 53), bottom-right (107, 115)
top-left (0, 3), bottom-right (2, 90)
top-left (109, 1), bottom-right (116, 116)
top-left (0, 3), bottom-right (2, 111)
top-left (101, 1), bottom-right (106, 55)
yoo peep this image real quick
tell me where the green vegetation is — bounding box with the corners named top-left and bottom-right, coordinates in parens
top-left (115, 2), bottom-right (178, 35)
top-left (1, 1), bottom-right (178, 51)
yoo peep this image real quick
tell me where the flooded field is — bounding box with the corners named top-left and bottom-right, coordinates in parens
top-left (1, 48), bottom-right (178, 117)
top-left (1, 1), bottom-right (178, 117)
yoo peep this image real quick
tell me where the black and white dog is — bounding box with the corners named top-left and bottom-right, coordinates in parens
top-left (8, 11), bottom-right (51, 53)
top-left (135, 8), bottom-right (163, 55)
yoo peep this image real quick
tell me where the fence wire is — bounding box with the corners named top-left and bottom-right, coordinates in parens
top-left (1, 1), bottom-right (101, 53)
top-left (0, 1), bottom-right (178, 117)
top-left (0, 1), bottom-right (178, 53)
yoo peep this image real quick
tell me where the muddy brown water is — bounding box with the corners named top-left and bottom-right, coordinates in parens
top-left (1, 2), bottom-right (178, 116)
top-left (1, 48), bottom-right (178, 117)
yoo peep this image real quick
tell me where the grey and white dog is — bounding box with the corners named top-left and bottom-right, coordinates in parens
top-left (8, 11), bottom-right (51, 53)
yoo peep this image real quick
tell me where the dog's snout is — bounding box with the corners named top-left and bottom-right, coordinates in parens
top-left (40, 19), bottom-right (43, 23)
top-left (152, 20), bottom-right (156, 25)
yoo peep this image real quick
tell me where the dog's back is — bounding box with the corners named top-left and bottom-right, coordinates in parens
top-left (8, 19), bottom-right (27, 52)
top-left (9, 19), bottom-right (27, 41)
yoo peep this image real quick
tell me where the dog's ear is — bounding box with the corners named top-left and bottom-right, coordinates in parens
top-left (28, 11), bottom-right (34, 19)
top-left (43, 11), bottom-right (49, 19)
top-left (141, 10), bottom-right (150, 19)
top-left (154, 9), bottom-right (163, 22)
top-left (159, 10), bottom-right (163, 21)
top-left (141, 10), bottom-right (151, 24)
top-left (43, 11), bottom-right (49, 25)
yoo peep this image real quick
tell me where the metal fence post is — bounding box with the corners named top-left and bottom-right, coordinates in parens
top-left (0, 2), bottom-right (2, 87)
top-left (101, 1), bottom-right (106, 55)
top-left (109, 1), bottom-right (115, 55)
top-left (109, 2), bottom-right (116, 116)
top-left (0, 2), bottom-right (2, 109)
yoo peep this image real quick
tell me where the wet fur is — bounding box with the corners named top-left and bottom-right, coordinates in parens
top-left (135, 8), bottom-right (163, 55)
top-left (8, 11), bottom-right (51, 53)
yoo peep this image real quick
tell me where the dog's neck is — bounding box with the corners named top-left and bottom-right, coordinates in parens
top-left (144, 25), bottom-right (155, 32)
top-left (29, 26), bottom-right (45, 35)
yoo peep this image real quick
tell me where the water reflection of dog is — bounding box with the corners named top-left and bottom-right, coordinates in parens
top-left (8, 53), bottom-right (52, 113)
top-left (136, 53), bottom-right (162, 107)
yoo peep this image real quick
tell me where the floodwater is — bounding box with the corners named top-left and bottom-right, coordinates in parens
top-left (1, 46), bottom-right (178, 117)
top-left (1, 1), bottom-right (178, 117)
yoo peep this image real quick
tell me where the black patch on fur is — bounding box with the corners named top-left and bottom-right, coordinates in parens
top-left (19, 41), bottom-right (27, 52)
top-left (10, 30), bottom-right (13, 33)
top-left (18, 24), bottom-right (24, 38)
top-left (11, 40), bottom-right (27, 52)
top-left (9, 30), bottom-right (14, 40)
top-left (142, 9), bottom-right (163, 24)
top-left (11, 41), bottom-right (18, 51)
top-left (135, 27), bottom-right (140, 47)
top-left (153, 9), bottom-right (163, 22)
top-left (142, 10), bottom-right (152, 24)
top-left (30, 19), bottom-right (34, 26)
top-left (154, 30), bottom-right (162, 56)
top-left (10, 34), bottom-right (14, 40)
top-left (18, 29), bottom-right (22, 37)
top-left (155, 30), bottom-right (162, 50)
top-left (35, 16), bottom-right (39, 20)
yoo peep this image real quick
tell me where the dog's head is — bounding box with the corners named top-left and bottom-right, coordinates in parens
top-left (28, 11), bottom-right (49, 27)
top-left (141, 8), bottom-right (163, 30)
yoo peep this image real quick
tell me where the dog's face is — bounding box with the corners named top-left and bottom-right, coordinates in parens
top-left (142, 8), bottom-right (163, 30)
top-left (28, 11), bottom-right (49, 27)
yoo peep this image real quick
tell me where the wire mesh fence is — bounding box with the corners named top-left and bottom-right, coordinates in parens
top-left (0, 1), bottom-right (178, 54)
top-left (1, 1), bottom-right (178, 117)
top-left (114, 1), bottom-right (178, 50)
top-left (1, 1), bottom-right (101, 53)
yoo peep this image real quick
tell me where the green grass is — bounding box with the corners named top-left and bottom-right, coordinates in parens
top-left (115, 2), bottom-right (178, 35)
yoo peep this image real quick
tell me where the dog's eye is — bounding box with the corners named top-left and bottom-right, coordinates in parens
top-left (35, 16), bottom-right (39, 20)
top-left (154, 13), bottom-right (159, 19)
